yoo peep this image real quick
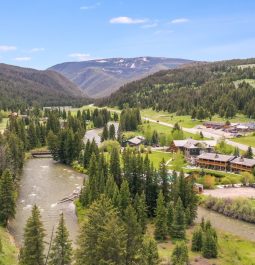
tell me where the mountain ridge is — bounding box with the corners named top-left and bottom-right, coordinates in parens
top-left (0, 63), bottom-right (88, 109)
top-left (49, 57), bottom-right (195, 98)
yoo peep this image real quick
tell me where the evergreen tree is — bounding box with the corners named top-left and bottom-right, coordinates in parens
top-left (159, 158), bottom-right (169, 202)
top-left (245, 146), bottom-right (254, 159)
top-left (110, 146), bottom-right (122, 187)
top-left (171, 241), bottom-right (189, 265)
top-left (76, 195), bottom-right (126, 265)
top-left (134, 192), bottom-right (147, 234)
top-left (48, 213), bottom-right (72, 265)
top-left (19, 205), bottom-right (45, 265)
top-left (101, 124), bottom-right (108, 142)
top-left (167, 201), bottom-right (174, 234)
top-left (141, 236), bottom-right (159, 265)
top-left (109, 124), bottom-right (116, 140)
top-left (118, 180), bottom-right (131, 214)
top-left (0, 169), bottom-right (16, 226)
top-left (154, 191), bottom-right (168, 240)
top-left (123, 205), bottom-right (142, 265)
top-left (191, 227), bottom-right (203, 252)
top-left (171, 197), bottom-right (186, 239)
top-left (202, 228), bottom-right (218, 259)
top-left (233, 146), bottom-right (240, 156)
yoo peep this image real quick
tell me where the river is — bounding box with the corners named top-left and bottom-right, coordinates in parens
top-left (9, 158), bottom-right (84, 246)
top-left (197, 207), bottom-right (255, 242)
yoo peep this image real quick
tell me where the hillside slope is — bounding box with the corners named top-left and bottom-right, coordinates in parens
top-left (49, 57), bottom-right (194, 98)
top-left (0, 63), bottom-right (88, 109)
top-left (98, 58), bottom-right (255, 118)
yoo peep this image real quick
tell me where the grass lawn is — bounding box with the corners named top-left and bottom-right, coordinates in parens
top-left (231, 134), bottom-right (255, 148)
top-left (141, 151), bottom-right (172, 169)
top-left (0, 118), bottom-right (8, 131)
top-left (0, 227), bottom-right (18, 265)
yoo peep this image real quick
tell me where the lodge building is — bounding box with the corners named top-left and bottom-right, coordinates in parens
top-left (197, 153), bottom-right (255, 173)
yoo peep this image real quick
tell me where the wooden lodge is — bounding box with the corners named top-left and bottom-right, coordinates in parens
top-left (197, 153), bottom-right (235, 171)
top-left (231, 157), bottom-right (255, 173)
top-left (168, 139), bottom-right (216, 157)
top-left (125, 136), bottom-right (145, 147)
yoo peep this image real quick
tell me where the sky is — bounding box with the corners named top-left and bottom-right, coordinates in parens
top-left (0, 0), bottom-right (255, 69)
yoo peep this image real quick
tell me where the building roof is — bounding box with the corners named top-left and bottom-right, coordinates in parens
top-left (231, 157), bottom-right (255, 167)
top-left (127, 136), bottom-right (145, 145)
top-left (198, 152), bottom-right (235, 162)
top-left (173, 139), bottom-right (216, 149)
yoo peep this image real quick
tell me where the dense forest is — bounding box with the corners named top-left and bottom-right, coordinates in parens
top-left (0, 63), bottom-right (90, 111)
top-left (98, 58), bottom-right (255, 118)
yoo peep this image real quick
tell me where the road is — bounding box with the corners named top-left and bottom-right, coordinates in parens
top-left (143, 116), bottom-right (255, 153)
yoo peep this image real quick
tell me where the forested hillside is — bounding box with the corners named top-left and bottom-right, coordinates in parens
top-left (98, 59), bottom-right (255, 118)
top-left (0, 63), bottom-right (89, 111)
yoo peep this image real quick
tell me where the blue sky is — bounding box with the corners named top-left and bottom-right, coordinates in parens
top-left (0, 0), bottom-right (255, 69)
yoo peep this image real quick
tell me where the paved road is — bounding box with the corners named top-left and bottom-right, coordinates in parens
top-left (143, 116), bottom-right (255, 153)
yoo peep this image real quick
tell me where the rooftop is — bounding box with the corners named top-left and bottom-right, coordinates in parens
top-left (231, 157), bottom-right (255, 167)
top-left (198, 152), bottom-right (235, 162)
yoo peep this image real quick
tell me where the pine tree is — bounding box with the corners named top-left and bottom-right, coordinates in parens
top-left (202, 228), bottom-right (218, 259)
top-left (48, 213), bottom-right (72, 265)
top-left (76, 195), bottom-right (126, 265)
top-left (101, 124), bottom-right (108, 142)
top-left (167, 201), bottom-right (174, 234)
top-left (19, 205), bottom-right (45, 265)
top-left (134, 192), bottom-right (147, 234)
top-left (191, 227), bottom-right (203, 252)
top-left (110, 146), bottom-right (122, 187)
top-left (118, 180), bottom-right (131, 214)
top-left (159, 158), bottom-right (169, 202)
top-left (171, 197), bottom-right (186, 239)
top-left (123, 205), bottom-right (142, 265)
top-left (109, 124), bottom-right (116, 140)
top-left (154, 191), bottom-right (168, 240)
top-left (245, 146), bottom-right (254, 159)
top-left (0, 169), bottom-right (16, 226)
top-left (141, 236), bottom-right (159, 265)
top-left (171, 241), bottom-right (189, 265)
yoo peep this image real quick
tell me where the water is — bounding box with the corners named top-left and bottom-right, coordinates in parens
top-left (197, 207), bottom-right (255, 242)
top-left (9, 158), bottom-right (84, 246)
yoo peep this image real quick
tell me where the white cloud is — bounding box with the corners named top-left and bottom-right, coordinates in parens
top-left (141, 23), bottom-right (158, 29)
top-left (14, 57), bottom-right (31, 61)
top-left (0, 45), bottom-right (17, 52)
top-left (110, 16), bottom-right (147, 24)
top-left (80, 2), bottom-right (100, 10)
top-left (30, 47), bottom-right (45, 52)
top-left (171, 18), bottom-right (190, 24)
top-left (68, 53), bottom-right (93, 61)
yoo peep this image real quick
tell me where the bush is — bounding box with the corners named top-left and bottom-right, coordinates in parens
top-left (203, 196), bottom-right (255, 223)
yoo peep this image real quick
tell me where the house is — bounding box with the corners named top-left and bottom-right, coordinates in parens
top-left (230, 157), bottom-right (255, 173)
top-left (197, 153), bottom-right (235, 171)
top-left (203, 121), bottom-right (226, 129)
top-left (168, 139), bottom-right (216, 157)
top-left (126, 136), bottom-right (145, 147)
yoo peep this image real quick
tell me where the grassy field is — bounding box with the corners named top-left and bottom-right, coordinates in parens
top-left (141, 151), bottom-right (172, 168)
top-left (0, 118), bottom-right (8, 131)
top-left (0, 227), bottom-right (18, 265)
top-left (75, 203), bottom-right (255, 265)
top-left (149, 223), bottom-right (255, 265)
top-left (232, 134), bottom-right (255, 148)
top-left (234, 79), bottom-right (255, 88)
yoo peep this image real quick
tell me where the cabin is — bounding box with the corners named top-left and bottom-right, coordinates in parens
top-left (126, 136), bottom-right (145, 147)
top-left (230, 157), bottom-right (255, 173)
top-left (197, 153), bottom-right (235, 171)
top-left (168, 139), bottom-right (216, 157)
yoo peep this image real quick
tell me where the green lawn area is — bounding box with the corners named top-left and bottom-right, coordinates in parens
top-left (0, 118), bottom-right (8, 131)
top-left (141, 108), bottom-right (254, 128)
top-left (141, 151), bottom-right (172, 169)
top-left (231, 134), bottom-right (255, 148)
top-left (0, 227), bottom-right (18, 265)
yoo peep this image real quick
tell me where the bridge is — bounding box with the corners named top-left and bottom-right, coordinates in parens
top-left (31, 150), bottom-right (53, 158)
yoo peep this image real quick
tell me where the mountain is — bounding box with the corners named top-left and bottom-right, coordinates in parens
top-left (97, 58), bottom-right (255, 119)
top-left (49, 57), bottom-right (194, 98)
top-left (0, 63), bottom-right (89, 109)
